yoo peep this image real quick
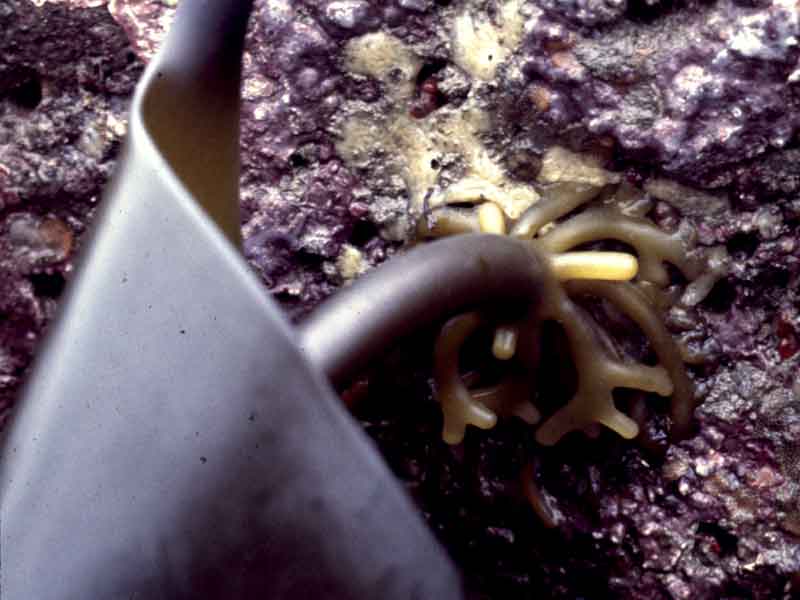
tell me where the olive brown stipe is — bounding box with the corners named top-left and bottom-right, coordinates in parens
top-left (298, 233), bottom-right (547, 389)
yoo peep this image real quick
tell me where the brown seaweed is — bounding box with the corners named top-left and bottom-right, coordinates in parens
top-left (427, 182), bottom-right (702, 446)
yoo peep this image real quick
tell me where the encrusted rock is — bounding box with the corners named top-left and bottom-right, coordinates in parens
top-left (4, 1), bottom-right (800, 598)
top-left (0, 0), bottom-right (141, 422)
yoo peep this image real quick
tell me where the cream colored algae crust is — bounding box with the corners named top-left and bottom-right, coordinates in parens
top-left (332, 0), bottom-right (729, 514)
top-left (335, 0), bottom-right (544, 233)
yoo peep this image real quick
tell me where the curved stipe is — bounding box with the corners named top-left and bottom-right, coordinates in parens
top-left (299, 234), bottom-right (547, 387)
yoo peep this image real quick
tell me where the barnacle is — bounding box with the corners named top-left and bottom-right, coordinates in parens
top-left (424, 180), bottom-right (703, 446)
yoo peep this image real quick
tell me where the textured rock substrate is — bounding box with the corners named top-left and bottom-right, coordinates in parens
top-left (2, 1), bottom-right (800, 598)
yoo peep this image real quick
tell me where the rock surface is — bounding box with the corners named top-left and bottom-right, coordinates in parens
top-left (2, 0), bottom-right (800, 598)
top-left (0, 0), bottom-right (141, 424)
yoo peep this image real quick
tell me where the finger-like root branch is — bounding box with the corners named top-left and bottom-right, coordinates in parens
top-left (472, 376), bottom-right (540, 425)
top-left (537, 208), bottom-right (701, 286)
top-left (477, 201), bottom-right (506, 234)
top-left (535, 287), bottom-right (674, 446)
top-left (434, 313), bottom-right (540, 444)
top-left (423, 186), bottom-right (699, 448)
top-left (418, 206), bottom-right (481, 238)
top-left (680, 245), bottom-right (730, 307)
top-left (511, 182), bottom-right (602, 239)
top-left (521, 460), bottom-right (560, 528)
top-left (434, 313), bottom-right (498, 444)
top-left (564, 280), bottom-right (696, 440)
top-left (550, 251), bottom-right (638, 282)
top-left (492, 325), bottom-right (518, 360)
top-left (418, 200), bottom-right (507, 238)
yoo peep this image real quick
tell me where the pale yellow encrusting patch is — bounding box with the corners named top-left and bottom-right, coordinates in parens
top-left (344, 32), bottom-right (421, 98)
top-left (452, 0), bottom-right (527, 81)
top-left (538, 146), bottom-right (619, 187)
top-left (336, 244), bottom-right (368, 281)
top-left (337, 7), bottom-right (539, 226)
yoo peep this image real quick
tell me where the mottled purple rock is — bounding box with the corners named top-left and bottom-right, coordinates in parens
top-left (0, 0), bottom-right (141, 423)
top-left (498, 0), bottom-right (800, 186)
top-left (4, 1), bottom-right (800, 599)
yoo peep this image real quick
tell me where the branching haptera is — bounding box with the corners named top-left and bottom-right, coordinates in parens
top-left (304, 174), bottom-right (721, 525)
top-left (423, 180), bottom-right (711, 447)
